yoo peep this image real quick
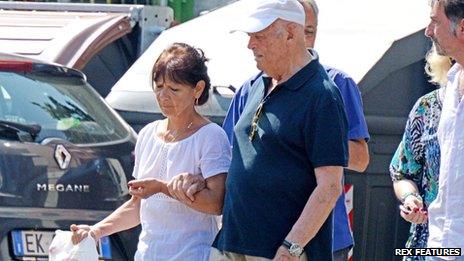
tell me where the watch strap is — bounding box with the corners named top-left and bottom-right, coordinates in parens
top-left (282, 239), bottom-right (292, 249)
top-left (282, 239), bottom-right (303, 257)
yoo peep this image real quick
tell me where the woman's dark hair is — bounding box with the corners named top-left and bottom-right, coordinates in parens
top-left (152, 42), bottom-right (211, 105)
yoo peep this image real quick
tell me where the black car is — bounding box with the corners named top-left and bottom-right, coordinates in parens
top-left (0, 53), bottom-right (138, 260)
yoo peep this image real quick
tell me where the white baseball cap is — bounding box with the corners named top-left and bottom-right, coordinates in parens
top-left (231, 0), bottom-right (305, 33)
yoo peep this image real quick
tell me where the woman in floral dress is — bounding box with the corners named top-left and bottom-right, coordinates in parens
top-left (390, 46), bottom-right (451, 261)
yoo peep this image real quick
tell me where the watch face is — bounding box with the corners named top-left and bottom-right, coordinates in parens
top-left (289, 244), bottom-right (303, 256)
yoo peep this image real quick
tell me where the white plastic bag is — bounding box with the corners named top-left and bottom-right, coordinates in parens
top-left (48, 230), bottom-right (99, 261)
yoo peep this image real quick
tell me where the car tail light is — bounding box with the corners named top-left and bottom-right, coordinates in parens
top-left (0, 60), bottom-right (33, 72)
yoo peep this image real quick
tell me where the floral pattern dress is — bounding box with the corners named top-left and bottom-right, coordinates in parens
top-left (390, 89), bottom-right (443, 261)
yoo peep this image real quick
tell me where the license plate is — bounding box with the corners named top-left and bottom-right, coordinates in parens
top-left (11, 230), bottom-right (112, 259)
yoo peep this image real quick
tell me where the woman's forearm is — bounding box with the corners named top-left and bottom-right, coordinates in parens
top-left (140, 173), bottom-right (225, 215)
top-left (184, 186), bottom-right (224, 214)
top-left (393, 179), bottom-right (420, 201)
top-left (93, 196), bottom-right (141, 238)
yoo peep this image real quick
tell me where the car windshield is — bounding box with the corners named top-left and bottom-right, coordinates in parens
top-left (0, 71), bottom-right (129, 144)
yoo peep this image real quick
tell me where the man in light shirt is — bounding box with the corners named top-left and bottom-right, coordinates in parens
top-left (424, 0), bottom-right (464, 260)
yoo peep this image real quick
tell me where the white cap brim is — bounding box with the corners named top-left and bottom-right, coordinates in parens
top-left (230, 17), bottom-right (277, 34)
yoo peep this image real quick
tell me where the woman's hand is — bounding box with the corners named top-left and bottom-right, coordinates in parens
top-left (128, 178), bottom-right (163, 199)
top-left (167, 173), bottom-right (206, 203)
top-left (399, 194), bottom-right (428, 224)
top-left (70, 224), bottom-right (101, 245)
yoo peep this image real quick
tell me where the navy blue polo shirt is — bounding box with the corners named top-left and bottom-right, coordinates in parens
top-left (213, 57), bottom-right (349, 260)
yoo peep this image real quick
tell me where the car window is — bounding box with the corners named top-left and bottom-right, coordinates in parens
top-left (0, 71), bottom-right (129, 144)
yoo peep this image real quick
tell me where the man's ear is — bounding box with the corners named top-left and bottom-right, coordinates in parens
top-left (286, 23), bottom-right (297, 41)
top-left (194, 80), bottom-right (206, 98)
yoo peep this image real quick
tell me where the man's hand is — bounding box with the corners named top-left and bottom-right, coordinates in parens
top-left (128, 178), bottom-right (163, 199)
top-left (167, 173), bottom-right (206, 203)
top-left (273, 246), bottom-right (299, 261)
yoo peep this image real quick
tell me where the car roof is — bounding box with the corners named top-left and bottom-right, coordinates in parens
top-left (0, 2), bottom-right (136, 70)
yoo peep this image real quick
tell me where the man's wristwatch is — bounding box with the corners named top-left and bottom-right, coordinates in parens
top-left (282, 239), bottom-right (304, 257)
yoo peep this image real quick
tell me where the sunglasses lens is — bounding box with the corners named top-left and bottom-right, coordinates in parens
top-left (249, 102), bottom-right (265, 141)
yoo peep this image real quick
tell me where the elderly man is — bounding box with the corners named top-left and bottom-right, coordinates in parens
top-left (424, 0), bottom-right (464, 260)
top-left (211, 0), bottom-right (349, 260)
top-left (222, 1), bottom-right (369, 260)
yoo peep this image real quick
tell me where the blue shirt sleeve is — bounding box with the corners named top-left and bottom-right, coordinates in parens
top-left (306, 84), bottom-right (349, 168)
top-left (324, 66), bottom-right (369, 251)
top-left (326, 67), bottom-right (370, 141)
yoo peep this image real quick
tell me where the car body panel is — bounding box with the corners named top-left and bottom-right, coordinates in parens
top-left (0, 9), bottom-right (131, 70)
top-left (0, 139), bottom-right (134, 209)
top-left (0, 2), bottom-right (174, 98)
top-left (0, 2), bottom-right (173, 70)
top-left (0, 53), bottom-right (138, 260)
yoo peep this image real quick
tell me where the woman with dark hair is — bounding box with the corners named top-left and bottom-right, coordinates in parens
top-left (70, 43), bottom-right (231, 261)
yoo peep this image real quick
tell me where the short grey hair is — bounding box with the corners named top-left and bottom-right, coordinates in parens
top-left (430, 0), bottom-right (464, 35)
top-left (299, 0), bottom-right (319, 24)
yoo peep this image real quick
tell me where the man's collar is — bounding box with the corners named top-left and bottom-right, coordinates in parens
top-left (278, 49), bottom-right (319, 91)
top-left (448, 63), bottom-right (461, 82)
top-left (258, 49), bottom-right (319, 91)
top-left (307, 48), bottom-right (319, 60)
